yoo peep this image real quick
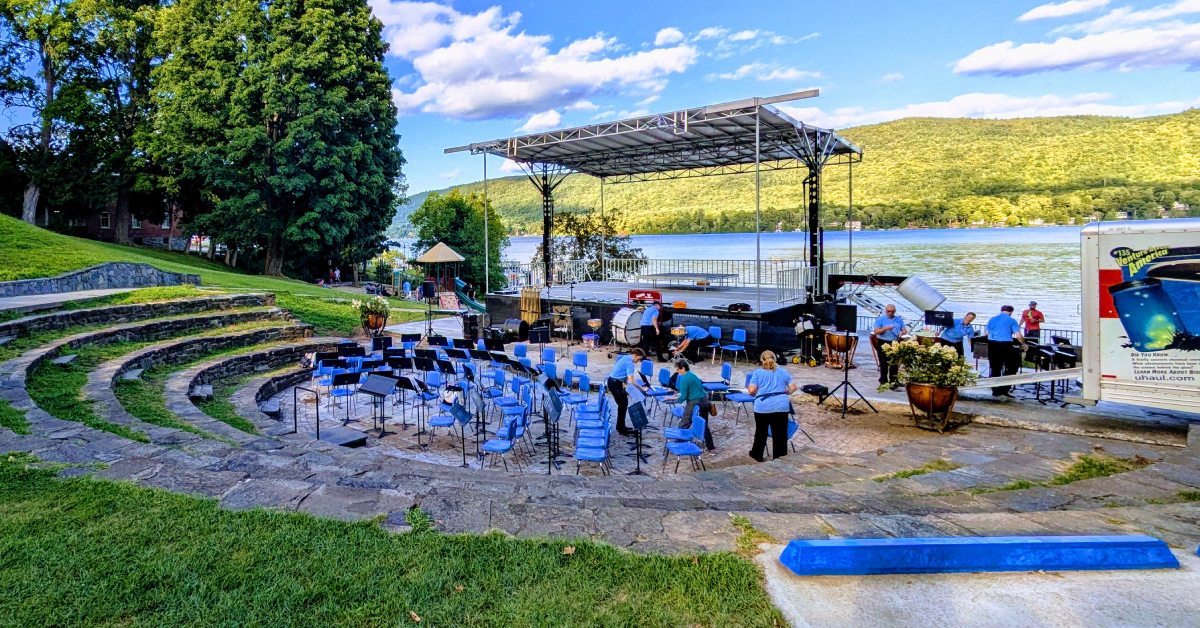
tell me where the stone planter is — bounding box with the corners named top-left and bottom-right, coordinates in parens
top-left (362, 312), bottom-right (388, 336)
top-left (904, 382), bottom-right (968, 432)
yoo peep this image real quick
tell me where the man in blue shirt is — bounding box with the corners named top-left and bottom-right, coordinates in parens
top-left (639, 302), bottom-right (661, 358)
top-left (873, 304), bottom-right (907, 387)
top-left (985, 305), bottom-right (1028, 398)
top-left (607, 347), bottom-right (646, 435)
top-left (674, 325), bottom-right (713, 363)
top-left (937, 312), bottom-right (977, 357)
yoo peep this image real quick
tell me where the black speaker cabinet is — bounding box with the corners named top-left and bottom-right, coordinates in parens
top-left (420, 280), bottom-right (437, 300)
top-left (835, 304), bottom-right (858, 333)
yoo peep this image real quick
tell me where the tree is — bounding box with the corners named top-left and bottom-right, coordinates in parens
top-left (0, 0), bottom-right (85, 224)
top-left (532, 209), bottom-right (645, 281)
top-left (409, 190), bottom-right (507, 290)
top-left (151, 0), bottom-right (404, 276)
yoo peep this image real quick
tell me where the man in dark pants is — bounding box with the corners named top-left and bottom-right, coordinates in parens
top-left (674, 325), bottom-right (713, 363)
top-left (986, 305), bottom-right (1028, 397)
top-left (639, 301), bottom-right (661, 358)
top-left (607, 348), bottom-right (645, 436)
top-left (873, 304), bottom-right (907, 388)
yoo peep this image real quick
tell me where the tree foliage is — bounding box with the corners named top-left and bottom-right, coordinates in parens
top-left (409, 190), bottom-right (507, 290)
top-left (532, 209), bottom-right (646, 280)
top-left (151, 0), bottom-right (404, 276)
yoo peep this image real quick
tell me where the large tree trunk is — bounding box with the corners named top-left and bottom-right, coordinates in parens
top-left (229, 248), bottom-right (239, 268)
top-left (113, 185), bottom-right (131, 244)
top-left (21, 183), bottom-right (40, 224)
top-left (352, 263), bottom-right (360, 286)
top-left (264, 237), bottom-right (285, 276)
top-left (207, 238), bottom-right (215, 259)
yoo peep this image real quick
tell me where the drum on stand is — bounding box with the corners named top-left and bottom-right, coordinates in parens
top-left (825, 331), bottom-right (858, 369)
top-left (611, 307), bottom-right (643, 347)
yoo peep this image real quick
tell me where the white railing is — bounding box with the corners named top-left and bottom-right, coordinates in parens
top-left (499, 257), bottom-right (813, 289)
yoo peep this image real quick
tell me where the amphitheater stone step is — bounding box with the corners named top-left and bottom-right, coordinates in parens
top-left (121, 369), bottom-right (143, 381)
top-left (50, 354), bottom-right (78, 365)
top-left (0, 292), bottom-right (274, 338)
top-left (189, 385), bottom-right (213, 401)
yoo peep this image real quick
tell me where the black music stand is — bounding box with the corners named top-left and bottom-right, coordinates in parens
top-left (428, 335), bottom-right (449, 347)
top-left (394, 376), bottom-right (421, 431)
top-left (446, 348), bottom-right (469, 362)
top-left (401, 333), bottom-right (422, 345)
top-left (359, 374), bottom-right (398, 437)
top-left (529, 326), bottom-right (551, 352)
top-left (450, 400), bottom-right (473, 468)
top-left (329, 372), bottom-right (360, 424)
top-left (541, 378), bottom-right (565, 474)
top-left (626, 401), bottom-right (650, 475)
top-left (452, 338), bottom-right (474, 349)
top-left (820, 331), bottom-right (877, 418)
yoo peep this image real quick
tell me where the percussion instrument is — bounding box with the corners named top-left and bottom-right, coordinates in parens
top-left (824, 331), bottom-right (858, 369)
top-left (611, 307), bottom-right (643, 347)
top-left (670, 325), bottom-right (687, 337)
top-left (584, 318), bottom-right (603, 349)
top-left (914, 332), bottom-right (938, 347)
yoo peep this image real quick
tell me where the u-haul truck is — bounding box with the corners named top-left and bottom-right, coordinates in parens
top-left (1080, 218), bottom-right (1200, 414)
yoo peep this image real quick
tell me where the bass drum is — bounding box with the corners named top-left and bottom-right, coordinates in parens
top-left (611, 307), bottom-right (643, 347)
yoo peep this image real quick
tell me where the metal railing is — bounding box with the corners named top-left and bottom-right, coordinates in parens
top-left (500, 257), bottom-right (815, 289)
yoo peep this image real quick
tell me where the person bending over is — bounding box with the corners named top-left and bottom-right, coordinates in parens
top-left (674, 325), bottom-right (713, 363)
top-left (668, 360), bottom-right (715, 451)
top-left (606, 348), bottom-right (645, 436)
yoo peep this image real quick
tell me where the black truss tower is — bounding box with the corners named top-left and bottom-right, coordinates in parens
top-left (523, 163), bottom-right (570, 286)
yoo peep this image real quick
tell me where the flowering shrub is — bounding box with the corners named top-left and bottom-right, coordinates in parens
top-left (351, 296), bottom-right (391, 318)
top-left (881, 340), bottom-right (978, 387)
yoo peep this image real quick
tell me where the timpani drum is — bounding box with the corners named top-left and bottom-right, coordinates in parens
top-left (611, 307), bottom-right (643, 347)
top-left (825, 331), bottom-right (858, 369)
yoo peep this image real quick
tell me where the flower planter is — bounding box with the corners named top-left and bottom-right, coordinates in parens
top-left (905, 382), bottom-right (968, 432)
top-left (362, 312), bottom-right (388, 336)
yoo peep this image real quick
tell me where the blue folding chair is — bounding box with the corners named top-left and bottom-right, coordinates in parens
top-left (703, 363), bottom-right (732, 400)
top-left (768, 417), bottom-right (815, 451)
top-left (721, 328), bottom-right (748, 365)
top-left (663, 416), bottom-right (706, 473)
top-left (575, 428), bottom-right (611, 475)
top-left (726, 373), bottom-right (755, 423)
top-left (540, 347), bottom-right (556, 365)
top-left (707, 326), bottom-right (723, 363)
top-left (482, 420), bottom-right (521, 471)
top-left (572, 351), bottom-right (588, 371)
top-left (513, 343), bottom-right (527, 359)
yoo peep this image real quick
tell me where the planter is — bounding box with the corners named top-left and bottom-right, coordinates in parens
top-left (362, 312), bottom-right (388, 336)
top-left (904, 382), bottom-right (968, 432)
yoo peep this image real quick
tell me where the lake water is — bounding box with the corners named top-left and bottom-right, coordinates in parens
top-left (502, 227), bottom-right (1084, 330)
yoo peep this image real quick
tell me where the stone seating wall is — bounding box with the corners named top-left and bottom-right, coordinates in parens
top-left (0, 262), bottom-right (200, 298)
top-left (0, 293), bottom-right (273, 337)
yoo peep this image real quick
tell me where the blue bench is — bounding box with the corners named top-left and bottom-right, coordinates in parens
top-left (780, 535), bottom-right (1180, 576)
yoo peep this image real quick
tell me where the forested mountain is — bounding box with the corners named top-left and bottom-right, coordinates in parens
top-left (390, 109), bottom-right (1200, 237)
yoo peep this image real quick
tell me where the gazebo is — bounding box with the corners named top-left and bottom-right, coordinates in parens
top-left (414, 242), bottom-right (465, 292)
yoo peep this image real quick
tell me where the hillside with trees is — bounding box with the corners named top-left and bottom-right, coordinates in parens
top-left (391, 109), bottom-right (1200, 236)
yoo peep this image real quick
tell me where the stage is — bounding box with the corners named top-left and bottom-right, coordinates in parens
top-left (485, 281), bottom-right (806, 351)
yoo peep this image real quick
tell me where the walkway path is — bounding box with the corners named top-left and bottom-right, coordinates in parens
top-left (0, 288), bottom-right (135, 313)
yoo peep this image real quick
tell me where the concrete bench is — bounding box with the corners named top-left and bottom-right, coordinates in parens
top-left (259, 399), bottom-right (282, 419)
top-left (51, 354), bottom-right (78, 365)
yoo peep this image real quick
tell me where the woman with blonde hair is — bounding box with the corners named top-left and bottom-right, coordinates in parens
top-left (746, 350), bottom-right (797, 461)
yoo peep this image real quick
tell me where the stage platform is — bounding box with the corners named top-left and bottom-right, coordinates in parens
top-left (486, 281), bottom-right (806, 351)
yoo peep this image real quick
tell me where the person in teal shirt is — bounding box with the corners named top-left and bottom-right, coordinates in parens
top-left (873, 304), bottom-right (907, 387)
top-left (937, 312), bottom-right (976, 357)
top-left (667, 360), bottom-right (715, 450)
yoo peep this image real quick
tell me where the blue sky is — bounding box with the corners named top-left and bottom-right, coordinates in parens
top-left (375, 0), bottom-right (1200, 194)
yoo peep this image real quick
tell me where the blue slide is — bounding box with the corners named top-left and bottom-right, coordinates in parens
top-left (454, 278), bottom-right (487, 313)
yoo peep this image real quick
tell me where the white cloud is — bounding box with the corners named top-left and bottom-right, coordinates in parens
top-left (779, 92), bottom-right (1194, 129)
top-left (499, 159), bottom-right (524, 173)
top-left (955, 22), bottom-right (1200, 75)
top-left (654, 27), bottom-right (684, 46)
top-left (375, 1), bottom-right (697, 120)
top-left (439, 168), bottom-right (460, 180)
top-left (1065, 0), bottom-right (1200, 33)
top-left (565, 100), bottom-right (599, 111)
top-left (635, 94), bottom-right (661, 107)
top-left (694, 27), bottom-right (728, 40)
top-left (958, 0), bottom-right (1200, 75)
top-left (517, 109), bottom-right (563, 132)
top-left (709, 62), bottom-right (820, 81)
top-left (727, 29), bottom-right (758, 42)
top-left (880, 72), bottom-right (905, 83)
top-left (1018, 0), bottom-right (1109, 22)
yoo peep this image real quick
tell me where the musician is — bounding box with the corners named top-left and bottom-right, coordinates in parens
top-left (937, 312), bottom-right (977, 357)
top-left (639, 301), bottom-right (661, 358)
top-left (985, 305), bottom-right (1028, 398)
top-left (873, 304), bottom-right (907, 389)
top-left (1021, 301), bottom-right (1045, 342)
top-left (674, 325), bottom-right (713, 363)
top-left (607, 347), bottom-right (646, 436)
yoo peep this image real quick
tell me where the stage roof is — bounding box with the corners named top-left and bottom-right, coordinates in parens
top-left (445, 90), bottom-right (862, 183)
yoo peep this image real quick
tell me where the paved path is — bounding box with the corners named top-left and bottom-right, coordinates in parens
top-left (0, 288), bottom-right (136, 313)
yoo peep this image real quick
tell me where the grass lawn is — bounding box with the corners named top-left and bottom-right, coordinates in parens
top-left (0, 216), bottom-right (426, 335)
top-left (0, 453), bottom-right (783, 626)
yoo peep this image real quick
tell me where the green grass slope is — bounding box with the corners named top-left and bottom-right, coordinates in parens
top-left (0, 215), bottom-right (423, 334)
top-left (0, 454), bottom-right (782, 626)
top-left (398, 109), bottom-right (1200, 234)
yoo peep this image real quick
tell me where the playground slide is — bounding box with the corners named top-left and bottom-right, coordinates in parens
top-left (454, 278), bottom-right (487, 313)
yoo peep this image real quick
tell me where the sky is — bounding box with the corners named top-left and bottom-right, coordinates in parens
top-left (374, 0), bottom-right (1200, 194)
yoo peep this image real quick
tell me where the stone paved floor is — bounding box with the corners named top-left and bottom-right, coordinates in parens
top-left (3, 315), bottom-right (1199, 556)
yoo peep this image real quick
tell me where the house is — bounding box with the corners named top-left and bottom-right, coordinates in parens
top-left (76, 207), bottom-right (188, 251)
